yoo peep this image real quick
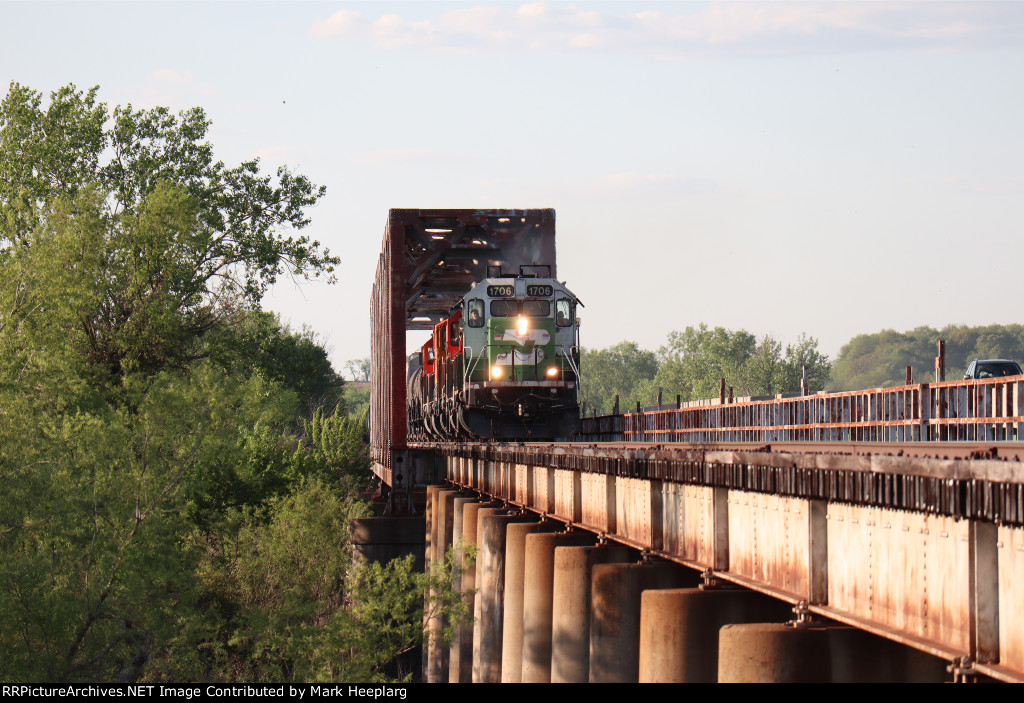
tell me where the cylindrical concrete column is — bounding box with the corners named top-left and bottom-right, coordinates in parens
top-left (718, 623), bottom-right (832, 683)
top-left (424, 485), bottom-right (444, 683)
top-left (520, 531), bottom-right (595, 683)
top-left (450, 499), bottom-right (495, 683)
top-left (638, 588), bottom-right (792, 682)
top-left (473, 510), bottom-right (533, 683)
top-left (436, 489), bottom-right (465, 564)
top-left (550, 544), bottom-right (633, 683)
top-left (427, 488), bottom-right (466, 684)
top-left (500, 519), bottom-right (551, 682)
top-left (589, 561), bottom-right (698, 683)
top-left (446, 495), bottom-right (478, 682)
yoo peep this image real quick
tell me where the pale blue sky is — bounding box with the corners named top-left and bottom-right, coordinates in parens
top-left (3, 1), bottom-right (1023, 373)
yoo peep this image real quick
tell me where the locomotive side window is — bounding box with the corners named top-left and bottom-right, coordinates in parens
top-left (556, 299), bottom-right (573, 327)
top-left (467, 299), bottom-right (484, 327)
top-left (523, 300), bottom-right (550, 317)
top-left (490, 299), bottom-right (517, 317)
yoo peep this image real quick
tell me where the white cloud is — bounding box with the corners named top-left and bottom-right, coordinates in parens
top-left (307, 2), bottom-right (1024, 58)
top-left (569, 33), bottom-right (600, 49)
top-left (518, 2), bottom-right (549, 19)
top-left (309, 9), bottom-right (366, 38)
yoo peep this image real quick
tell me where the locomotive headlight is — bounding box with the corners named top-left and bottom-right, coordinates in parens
top-left (491, 365), bottom-right (504, 379)
top-left (517, 315), bottom-right (528, 336)
top-left (546, 367), bottom-right (559, 377)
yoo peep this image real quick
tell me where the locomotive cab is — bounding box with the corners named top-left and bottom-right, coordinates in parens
top-left (409, 272), bottom-right (582, 441)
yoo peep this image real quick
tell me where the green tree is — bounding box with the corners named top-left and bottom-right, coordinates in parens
top-left (580, 341), bottom-right (658, 413)
top-left (733, 333), bottom-right (831, 397)
top-left (0, 82), bottom-right (337, 375)
top-left (830, 324), bottom-right (1024, 389)
top-left (343, 383), bottom-right (372, 420)
top-left (654, 325), bottom-right (757, 401)
top-left (189, 479), bottom-right (471, 683)
top-left (345, 358), bottom-right (372, 382)
top-left (0, 362), bottom-right (295, 682)
top-left (218, 311), bottom-right (345, 414)
top-left (0, 83), bottom-right (360, 683)
top-left (779, 333), bottom-right (831, 393)
top-left (303, 405), bottom-right (371, 482)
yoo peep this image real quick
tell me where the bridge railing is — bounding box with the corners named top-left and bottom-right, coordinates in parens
top-left (579, 377), bottom-right (1024, 443)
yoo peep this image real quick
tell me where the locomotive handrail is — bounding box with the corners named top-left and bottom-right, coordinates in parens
top-left (462, 345), bottom-right (480, 384)
top-left (565, 345), bottom-right (582, 388)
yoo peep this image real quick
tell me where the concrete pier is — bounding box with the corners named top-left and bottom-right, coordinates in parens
top-left (550, 544), bottom-right (632, 683)
top-left (520, 531), bottom-right (596, 682)
top-left (718, 623), bottom-right (833, 683)
top-left (473, 510), bottom-right (533, 683)
top-left (500, 519), bottom-right (553, 682)
top-left (637, 588), bottom-right (792, 682)
top-left (588, 561), bottom-right (699, 683)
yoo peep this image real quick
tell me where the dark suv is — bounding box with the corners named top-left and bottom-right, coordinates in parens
top-left (963, 358), bottom-right (1023, 380)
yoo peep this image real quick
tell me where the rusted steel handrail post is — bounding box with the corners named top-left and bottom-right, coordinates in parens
top-left (920, 382), bottom-right (931, 441)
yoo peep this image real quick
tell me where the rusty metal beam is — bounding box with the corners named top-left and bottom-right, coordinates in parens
top-left (416, 440), bottom-right (1024, 525)
top-left (427, 441), bottom-right (1024, 681)
top-left (370, 208), bottom-right (557, 481)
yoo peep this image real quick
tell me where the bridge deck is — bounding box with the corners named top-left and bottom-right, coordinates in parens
top-left (409, 440), bottom-right (1024, 682)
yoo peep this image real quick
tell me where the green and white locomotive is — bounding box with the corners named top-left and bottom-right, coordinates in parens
top-left (408, 273), bottom-right (582, 440)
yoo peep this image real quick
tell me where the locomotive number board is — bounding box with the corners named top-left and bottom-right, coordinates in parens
top-left (486, 284), bottom-right (553, 297)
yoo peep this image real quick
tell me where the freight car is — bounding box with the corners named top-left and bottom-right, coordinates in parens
top-left (407, 268), bottom-right (581, 440)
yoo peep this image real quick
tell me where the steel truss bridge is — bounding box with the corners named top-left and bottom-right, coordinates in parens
top-left (368, 208), bottom-right (1024, 682)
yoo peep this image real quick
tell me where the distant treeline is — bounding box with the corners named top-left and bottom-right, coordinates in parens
top-left (830, 324), bottom-right (1024, 390)
top-left (582, 323), bottom-right (1024, 415)
top-left (580, 324), bottom-right (830, 415)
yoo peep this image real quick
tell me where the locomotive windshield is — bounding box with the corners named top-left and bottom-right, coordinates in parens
top-left (489, 299), bottom-right (552, 317)
top-left (523, 300), bottom-right (550, 317)
top-left (490, 300), bottom-right (517, 317)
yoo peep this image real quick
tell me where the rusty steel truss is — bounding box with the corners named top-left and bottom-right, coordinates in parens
top-left (370, 209), bottom-right (557, 483)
